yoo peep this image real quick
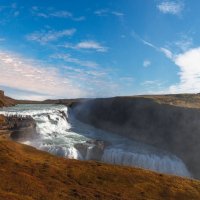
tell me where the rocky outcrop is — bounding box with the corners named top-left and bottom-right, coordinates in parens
top-left (0, 90), bottom-right (15, 107)
top-left (72, 97), bottom-right (200, 179)
top-left (8, 116), bottom-right (37, 141)
top-left (0, 115), bottom-right (37, 141)
top-left (74, 140), bottom-right (109, 160)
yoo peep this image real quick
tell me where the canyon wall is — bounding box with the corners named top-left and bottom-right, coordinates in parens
top-left (72, 97), bottom-right (200, 179)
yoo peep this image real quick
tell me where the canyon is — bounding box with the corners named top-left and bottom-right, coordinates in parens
top-left (1, 91), bottom-right (200, 199)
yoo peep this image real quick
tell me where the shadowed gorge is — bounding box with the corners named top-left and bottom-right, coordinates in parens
top-left (1, 93), bottom-right (200, 199)
top-left (72, 96), bottom-right (200, 179)
top-left (0, 104), bottom-right (192, 178)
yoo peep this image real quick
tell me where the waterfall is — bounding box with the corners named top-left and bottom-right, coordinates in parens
top-left (102, 148), bottom-right (191, 177)
top-left (0, 104), bottom-right (192, 178)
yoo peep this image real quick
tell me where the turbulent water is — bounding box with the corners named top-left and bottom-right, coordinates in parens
top-left (0, 104), bottom-right (191, 177)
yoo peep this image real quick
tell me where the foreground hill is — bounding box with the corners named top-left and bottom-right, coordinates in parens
top-left (0, 133), bottom-right (200, 200)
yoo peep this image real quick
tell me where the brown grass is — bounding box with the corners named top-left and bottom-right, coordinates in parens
top-left (0, 136), bottom-right (200, 200)
top-left (139, 94), bottom-right (200, 109)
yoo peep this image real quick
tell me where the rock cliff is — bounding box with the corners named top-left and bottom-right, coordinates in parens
top-left (0, 90), bottom-right (15, 107)
top-left (72, 96), bottom-right (200, 179)
top-left (0, 115), bottom-right (37, 141)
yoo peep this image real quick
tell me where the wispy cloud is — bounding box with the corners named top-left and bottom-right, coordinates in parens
top-left (94, 9), bottom-right (109, 16)
top-left (50, 11), bottom-right (72, 18)
top-left (26, 29), bottom-right (76, 44)
top-left (61, 40), bottom-right (108, 52)
top-left (0, 3), bottom-right (21, 25)
top-left (0, 48), bottom-right (135, 99)
top-left (0, 50), bottom-right (85, 99)
top-left (111, 11), bottom-right (124, 17)
top-left (94, 9), bottom-right (124, 17)
top-left (133, 31), bottom-right (174, 59)
top-left (140, 40), bottom-right (200, 93)
top-left (157, 1), bottom-right (184, 15)
top-left (135, 32), bottom-right (200, 94)
top-left (143, 60), bottom-right (151, 67)
top-left (175, 36), bottom-right (193, 51)
top-left (32, 7), bottom-right (85, 21)
top-left (51, 54), bottom-right (99, 68)
top-left (141, 80), bottom-right (164, 87)
top-left (160, 47), bottom-right (174, 59)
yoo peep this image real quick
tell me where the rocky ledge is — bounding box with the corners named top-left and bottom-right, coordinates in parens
top-left (0, 115), bottom-right (37, 141)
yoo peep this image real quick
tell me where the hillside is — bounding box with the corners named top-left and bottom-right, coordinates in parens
top-left (0, 131), bottom-right (200, 200)
top-left (140, 94), bottom-right (200, 109)
top-left (1, 93), bottom-right (200, 199)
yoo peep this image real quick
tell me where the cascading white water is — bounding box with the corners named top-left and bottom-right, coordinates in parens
top-left (102, 149), bottom-right (190, 176)
top-left (0, 104), bottom-right (192, 177)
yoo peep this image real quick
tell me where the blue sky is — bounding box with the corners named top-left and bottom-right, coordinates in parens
top-left (0, 0), bottom-right (200, 100)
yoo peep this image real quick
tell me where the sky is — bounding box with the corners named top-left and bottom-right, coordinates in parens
top-left (0, 0), bottom-right (200, 100)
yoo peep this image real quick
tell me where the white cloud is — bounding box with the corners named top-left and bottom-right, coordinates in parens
top-left (144, 43), bottom-right (200, 94)
top-left (52, 54), bottom-right (99, 68)
top-left (133, 31), bottom-right (200, 94)
top-left (141, 40), bottom-right (200, 93)
top-left (169, 47), bottom-right (200, 93)
top-left (0, 50), bottom-right (87, 99)
top-left (26, 29), bottom-right (76, 44)
top-left (62, 40), bottom-right (108, 52)
top-left (157, 1), bottom-right (184, 15)
top-left (143, 60), bottom-right (151, 67)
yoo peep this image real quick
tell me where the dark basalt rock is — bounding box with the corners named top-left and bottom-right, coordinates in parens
top-left (74, 139), bottom-right (110, 160)
top-left (0, 115), bottom-right (38, 141)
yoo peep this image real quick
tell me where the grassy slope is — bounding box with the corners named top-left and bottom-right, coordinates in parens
top-left (15, 93), bottom-right (200, 109)
top-left (139, 94), bottom-right (200, 109)
top-left (0, 135), bottom-right (200, 200)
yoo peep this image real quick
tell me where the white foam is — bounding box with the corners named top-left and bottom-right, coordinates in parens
top-left (102, 148), bottom-right (191, 177)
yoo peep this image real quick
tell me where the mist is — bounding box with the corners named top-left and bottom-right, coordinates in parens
top-left (72, 96), bottom-right (200, 179)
